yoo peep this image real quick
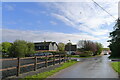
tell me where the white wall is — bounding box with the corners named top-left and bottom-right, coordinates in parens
top-left (53, 44), bottom-right (58, 51)
top-left (49, 43), bottom-right (53, 50)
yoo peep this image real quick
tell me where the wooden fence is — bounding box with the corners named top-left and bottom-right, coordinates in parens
top-left (1, 54), bottom-right (69, 77)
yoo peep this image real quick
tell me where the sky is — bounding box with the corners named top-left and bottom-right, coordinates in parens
top-left (1, 0), bottom-right (119, 48)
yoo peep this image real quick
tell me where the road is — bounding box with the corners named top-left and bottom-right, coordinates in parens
top-left (49, 55), bottom-right (119, 78)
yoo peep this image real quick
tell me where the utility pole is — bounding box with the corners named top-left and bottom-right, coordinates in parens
top-left (68, 40), bottom-right (71, 55)
top-left (44, 38), bottom-right (46, 50)
top-left (68, 40), bottom-right (71, 61)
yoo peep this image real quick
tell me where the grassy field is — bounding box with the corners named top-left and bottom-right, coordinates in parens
top-left (111, 62), bottom-right (120, 74)
top-left (23, 61), bottom-right (78, 80)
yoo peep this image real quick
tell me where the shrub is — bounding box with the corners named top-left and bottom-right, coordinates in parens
top-left (79, 51), bottom-right (92, 57)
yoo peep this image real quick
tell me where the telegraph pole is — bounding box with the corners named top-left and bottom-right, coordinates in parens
top-left (68, 40), bottom-right (71, 61)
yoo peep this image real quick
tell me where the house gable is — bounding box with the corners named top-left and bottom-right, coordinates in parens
top-left (34, 41), bottom-right (58, 51)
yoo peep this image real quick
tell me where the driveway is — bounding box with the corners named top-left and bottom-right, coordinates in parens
top-left (49, 55), bottom-right (119, 78)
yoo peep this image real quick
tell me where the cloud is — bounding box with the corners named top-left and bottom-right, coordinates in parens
top-left (24, 9), bottom-right (39, 15)
top-left (50, 21), bottom-right (57, 25)
top-left (52, 13), bottom-right (76, 27)
top-left (2, 0), bottom-right (119, 2)
top-left (1, 29), bottom-right (100, 43)
top-left (4, 4), bottom-right (15, 11)
top-left (24, 9), bottom-right (47, 16)
top-left (49, 2), bottom-right (118, 36)
top-left (52, 13), bottom-right (109, 35)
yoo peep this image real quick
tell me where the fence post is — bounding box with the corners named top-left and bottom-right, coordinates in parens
top-left (45, 55), bottom-right (48, 67)
top-left (67, 54), bottom-right (69, 62)
top-left (34, 56), bottom-right (37, 71)
top-left (17, 57), bottom-right (20, 76)
top-left (53, 55), bottom-right (55, 65)
top-left (59, 53), bottom-right (61, 64)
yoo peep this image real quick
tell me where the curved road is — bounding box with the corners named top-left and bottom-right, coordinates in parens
top-left (49, 55), bottom-right (119, 78)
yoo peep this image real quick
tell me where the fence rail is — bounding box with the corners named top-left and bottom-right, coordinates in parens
top-left (1, 54), bottom-right (69, 77)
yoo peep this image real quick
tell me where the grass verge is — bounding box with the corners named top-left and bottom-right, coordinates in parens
top-left (111, 62), bottom-right (120, 74)
top-left (71, 55), bottom-right (100, 58)
top-left (109, 57), bottom-right (120, 59)
top-left (23, 61), bottom-right (78, 80)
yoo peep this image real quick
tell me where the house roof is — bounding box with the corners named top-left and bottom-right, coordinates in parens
top-left (65, 45), bottom-right (77, 51)
top-left (34, 41), bottom-right (57, 46)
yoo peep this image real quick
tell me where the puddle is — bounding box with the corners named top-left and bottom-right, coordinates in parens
top-left (77, 58), bottom-right (80, 61)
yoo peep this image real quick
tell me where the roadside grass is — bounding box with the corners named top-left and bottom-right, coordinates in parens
top-left (109, 57), bottom-right (120, 59)
top-left (71, 55), bottom-right (80, 58)
top-left (71, 55), bottom-right (100, 58)
top-left (111, 62), bottom-right (120, 74)
top-left (23, 61), bottom-right (78, 80)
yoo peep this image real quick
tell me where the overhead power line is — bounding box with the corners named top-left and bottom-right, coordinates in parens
top-left (91, 0), bottom-right (117, 20)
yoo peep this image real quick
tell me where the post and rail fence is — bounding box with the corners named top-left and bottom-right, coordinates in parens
top-left (0, 54), bottom-right (69, 78)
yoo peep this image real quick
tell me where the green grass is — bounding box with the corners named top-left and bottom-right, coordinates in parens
top-left (109, 57), bottom-right (120, 59)
top-left (23, 61), bottom-right (78, 80)
top-left (71, 55), bottom-right (100, 58)
top-left (71, 55), bottom-right (92, 58)
top-left (71, 55), bottom-right (80, 58)
top-left (111, 62), bottom-right (120, 74)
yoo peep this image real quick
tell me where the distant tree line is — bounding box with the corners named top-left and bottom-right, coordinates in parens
top-left (108, 18), bottom-right (120, 58)
top-left (77, 40), bottom-right (103, 56)
top-left (0, 39), bottom-right (103, 58)
top-left (0, 40), bottom-right (35, 58)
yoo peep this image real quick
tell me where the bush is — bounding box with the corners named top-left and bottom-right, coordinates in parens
top-left (79, 51), bottom-right (92, 57)
top-left (8, 40), bottom-right (35, 58)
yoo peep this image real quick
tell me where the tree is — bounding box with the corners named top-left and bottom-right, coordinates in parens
top-left (78, 40), bottom-right (97, 52)
top-left (58, 42), bottom-right (65, 51)
top-left (77, 40), bottom-right (85, 48)
top-left (12, 40), bottom-right (28, 57)
top-left (102, 48), bottom-right (110, 51)
top-left (26, 42), bottom-right (35, 56)
top-left (0, 43), bottom-right (2, 57)
top-left (96, 42), bottom-right (103, 55)
top-left (108, 18), bottom-right (120, 57)
top-left (8, 43), bottom-right (14, 57)
top-left (2, 42), bottom-right (12, 54)
top-left (77, 40), bottom-right (103, 56)
top-left (0, 43), bottom-right (2, 52)
top-left (84, 40), bottom-right (97, 55)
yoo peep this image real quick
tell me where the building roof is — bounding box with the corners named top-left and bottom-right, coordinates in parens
top-left (65, 45), bottom-right (77, 51)
top-left (34, 41), bottom-right (57, 46)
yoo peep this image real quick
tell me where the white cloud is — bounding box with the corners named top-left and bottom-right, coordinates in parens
top-left (1, 29), bottom-right (100, 43)
top-left (78, 25), bottom-right (110, 35)
top-left (24, 9), bottom-right (39, 15)
top-left (49, 1), bottom-right (118, 36)
top-left (2, 1), bottom-right (119, 48)
top-left (24, 9), bottom-right (47, 16)
top-left (2, 0), bottom-right (119, 2)
top-left (4, 4), bottom-right (15, 11)
top-left (50, 21), bottom-right (57, 25)
top-left (52, 13), bottom-right (76, 27)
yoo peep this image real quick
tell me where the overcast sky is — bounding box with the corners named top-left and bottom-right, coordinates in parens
top-left (2, 0), bottom-right (119, 48)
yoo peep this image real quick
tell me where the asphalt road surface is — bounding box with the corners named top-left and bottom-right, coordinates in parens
top-left (49, 55), bottom-right (119, 78)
